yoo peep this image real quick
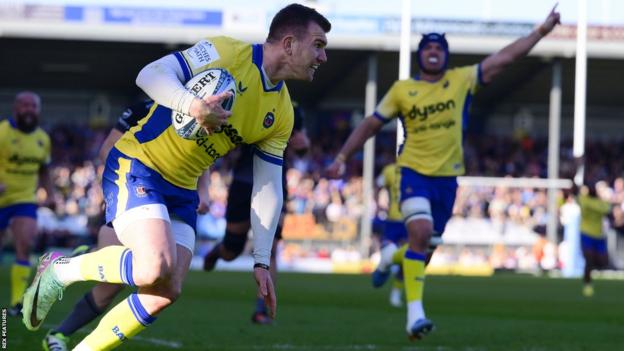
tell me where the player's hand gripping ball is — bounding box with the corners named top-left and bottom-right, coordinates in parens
top-left (172, 68), bottom-right (236, 139)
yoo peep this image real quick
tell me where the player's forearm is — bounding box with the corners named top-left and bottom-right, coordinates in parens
top-left (136, 54), bottom-right (197, 115)
top-left (337, 116), bottom-right (382, 161)
top-left (250, 156), bottom-right (284, 266)
top-left (497, 30), bottom-right (544, 66)
top-left (197, 170), bottom-right (211, 204)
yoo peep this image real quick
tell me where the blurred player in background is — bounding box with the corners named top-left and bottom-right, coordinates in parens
top-left (327, 6), bottom-right (560, 340)
top-left (23, 4), bottom-right (330, 350)
top-left (373, 162), bottom-right (407, 308)
top-left (203, 102), bottom-right (309, 324)
top-left (0, 91), bottom-right (54, 317)
top-left (578, 180), bottom-right (612, 297)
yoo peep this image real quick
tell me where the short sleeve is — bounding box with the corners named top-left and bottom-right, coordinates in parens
top-left (374, 82), bottom-right (401, 123)
top-left (254, 104), bottom-right (294, 166)
top-left (176, 38), bottom-right (228, 81)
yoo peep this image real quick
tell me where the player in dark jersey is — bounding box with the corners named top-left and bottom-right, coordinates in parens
top-left (203, 103), bottom-right (308, 324)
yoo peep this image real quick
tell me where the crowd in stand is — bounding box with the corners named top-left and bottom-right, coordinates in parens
top-left (29, 124), bottom-right (624, 259)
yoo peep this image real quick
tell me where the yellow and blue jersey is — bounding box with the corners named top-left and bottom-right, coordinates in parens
top-left (381, 163), bottom-right (402, 221)
top-left (0, 118), bottom-right (50, 208)
top-left (374, 65), bottom-right (482, 176)
top-left (114, 36), bottom-right (294, 190)
top-left (579, 194), bottom-right (610, 238)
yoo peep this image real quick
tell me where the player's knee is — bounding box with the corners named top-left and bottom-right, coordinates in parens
top-left (221, 230), bottom-right (247, 260)
top-left (136, 259), bottom-right (175, 286)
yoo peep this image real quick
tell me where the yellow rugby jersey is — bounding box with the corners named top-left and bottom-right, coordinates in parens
top-left (578, 194), bottom-right (611, 238)
top-left (0, 119), bottom-right (51, 207)
top-left (115, 36), bottom-right (294, 190)
top-left (381, 163), bottom-right (402, 221)
top-left (375, 65), bottom-right (482, 176)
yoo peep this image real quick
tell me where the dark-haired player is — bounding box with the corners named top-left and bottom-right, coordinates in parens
top-left (24, 4), bottom-right (330, 350)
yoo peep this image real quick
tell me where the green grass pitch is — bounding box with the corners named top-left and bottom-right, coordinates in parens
top-left (2, 268), bottom-right (623, 350)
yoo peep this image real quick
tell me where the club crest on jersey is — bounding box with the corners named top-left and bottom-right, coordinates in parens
top-left (263, 112), bottom-right (275, 128)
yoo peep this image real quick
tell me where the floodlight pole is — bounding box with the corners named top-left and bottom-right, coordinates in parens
top-left (361, 54), bottom-right (378, 258)
top-left (397, 0), bottom-right (412, 148)
top-left (547, 60), bottom-right (562, 244)
top-left (573, 0), bottom-right (588, 186)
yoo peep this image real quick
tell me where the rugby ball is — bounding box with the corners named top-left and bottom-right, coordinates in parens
top-left (171, 68), bottom-right (236, 140)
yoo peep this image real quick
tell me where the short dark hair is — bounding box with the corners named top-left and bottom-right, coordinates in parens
top-left (267, 3), bottom-right (331, 43)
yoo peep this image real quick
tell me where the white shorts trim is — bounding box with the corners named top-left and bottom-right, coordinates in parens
top-left (112, 204), bottom-right (170, 236)
top-left (170, 219), bottom-right (195, 253)
top-left (401, 197), bottom-right (433, 224)
top-left (112, 204), bottom-right (195, 253)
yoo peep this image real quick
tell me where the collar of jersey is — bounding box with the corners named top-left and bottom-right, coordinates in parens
top-left (252, 44), bottom-right (284, 93)
top-left (412, 72), bottom-right (446, 83)
top-left (8, 117), bottom-right (17, 128)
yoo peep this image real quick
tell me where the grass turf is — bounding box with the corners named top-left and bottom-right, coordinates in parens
top-left (2, 268), bottom-right (623, 350)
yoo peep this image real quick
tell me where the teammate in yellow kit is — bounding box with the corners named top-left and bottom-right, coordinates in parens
top-left (0, 91), bottom-right (54, 317)
top-left (373, 163), bottom-right (407, 307)
top-left (578, 181), bottom-right (611, 297)
top-left (327, 6), bottom-right (560, 340)
top-left (23, 4), bottom-right (331, 350)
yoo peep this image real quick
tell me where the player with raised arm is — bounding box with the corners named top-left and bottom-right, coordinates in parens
top-left (326, 7), bottom-right (560, 340)
top-left (22, 4), bottom-right (330, 350)
top-left (1, 91), bottom-right (54, 318)
top-left (203, 103), bottom-right (309, 324)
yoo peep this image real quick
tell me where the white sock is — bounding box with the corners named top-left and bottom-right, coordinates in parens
top-left (378, 242), bottom-right (398, 272)
top-left (389, 287), bottom-right (403, 307)
top-left (406, 300), bottom-right (425, 332)
top-left (52, 255), bottom-right (84, 286)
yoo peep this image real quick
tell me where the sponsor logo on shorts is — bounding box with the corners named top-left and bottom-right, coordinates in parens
top-left (135, 186), bottom-right (147, 198)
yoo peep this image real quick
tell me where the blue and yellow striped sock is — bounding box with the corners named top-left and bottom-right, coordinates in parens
top-left (54, 246), bottom-right (135, 286)
top-left (392, 244), bottom-right (408, 265)
top-left (75, 293), bottom-right (156, 351)
top-left (403, 250), bottom-right (426, 328)
top-left (10, 260), bottom-right (31, 306)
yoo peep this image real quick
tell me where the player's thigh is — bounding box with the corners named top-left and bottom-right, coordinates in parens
top-left (116, 215), bottom-right (177, 279)
top-left (171, 244), bottom-right (193, 291)
top-left (97, 224), bottom-right (122, 249)
top-left (430, 177), bottom-right (458, 235)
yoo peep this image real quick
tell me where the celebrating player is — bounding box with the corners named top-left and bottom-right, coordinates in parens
top-left (23, 4), bottom-right (330, 350)
top-left (1, 91), bottom-right (54, 317)
top-left (326, 6), bottom-right (560, 340)
top-left (203, 103), bottom-right (309, 324)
